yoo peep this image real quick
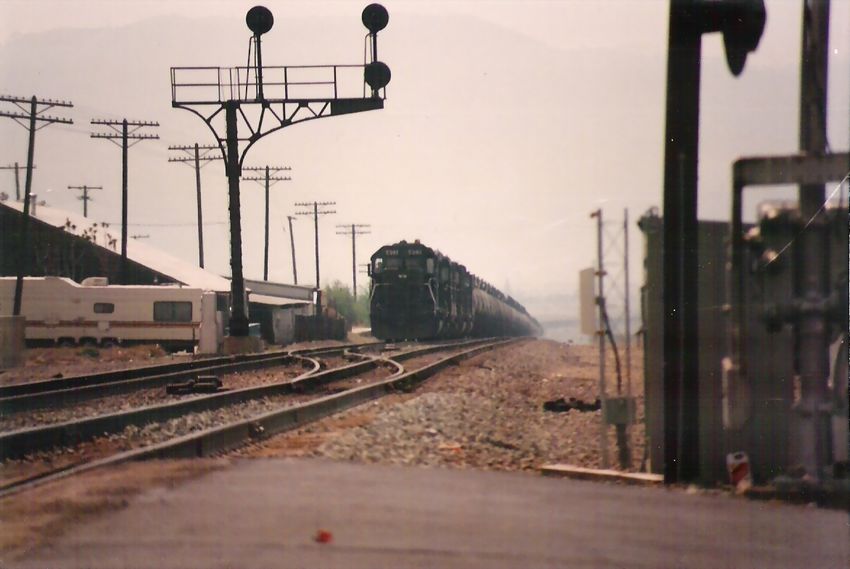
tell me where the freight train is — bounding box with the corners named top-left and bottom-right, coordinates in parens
top-left (368, 240), bottom-right (542, 340)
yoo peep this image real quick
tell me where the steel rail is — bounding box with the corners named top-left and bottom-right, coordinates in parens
top-left (0, 338), bottom-right (514, 498)
top-left (0, 341), bottom-right (382, 399)
top-left (0, 344), bottom-right (382, 415)
top-left (0, 339), bottom-right (494, 461)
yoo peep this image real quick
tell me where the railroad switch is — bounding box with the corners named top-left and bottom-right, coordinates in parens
top-left (165, 375), bottom-right (223, 395)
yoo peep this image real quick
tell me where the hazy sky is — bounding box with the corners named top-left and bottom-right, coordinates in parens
top-left (0, 1), bottom-right (848, 311)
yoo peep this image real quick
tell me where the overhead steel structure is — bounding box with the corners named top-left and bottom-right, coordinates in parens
top-left (170, 3), bottom-right (391, 337)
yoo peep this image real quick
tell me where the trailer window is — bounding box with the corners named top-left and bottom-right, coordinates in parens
top-left (93, 303), bottom-right (114, 314)
top-left (154, 301), bottom-right (192, 322)
top-left (372, 258), bottom-right (384, 273)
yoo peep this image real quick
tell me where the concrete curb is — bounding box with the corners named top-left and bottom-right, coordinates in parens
top-left (540, 464), bottom-right (664, 486)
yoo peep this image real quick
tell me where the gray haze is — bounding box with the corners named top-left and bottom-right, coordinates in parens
top-left (1, 1), bottom-right (848, 340)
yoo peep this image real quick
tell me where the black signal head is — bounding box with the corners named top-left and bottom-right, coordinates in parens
top-left (362, 4), bottom-right (389, 33)
top-left (364, 61), bottom-right (391, 90)
top-left (246, 6), bottom-right (274, 36)
top-left (722, 0), bottom-right (766, 76)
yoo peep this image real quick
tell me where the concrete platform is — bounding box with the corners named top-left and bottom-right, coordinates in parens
top-left (13, 458), bottom-right (850, 569)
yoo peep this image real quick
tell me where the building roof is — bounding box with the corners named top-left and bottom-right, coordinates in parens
top-left (2, 200), bottom-right (232, 293)
top-left (248, 293), bottom-right (311, 307)
top-left (244, 279), bottom-right (316, 301)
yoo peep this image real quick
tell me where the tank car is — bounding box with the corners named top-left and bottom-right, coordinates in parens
top-left (368, 240), bottom-right (541, 340)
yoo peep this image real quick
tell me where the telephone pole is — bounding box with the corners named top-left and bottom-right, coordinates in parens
top-left (0, 163), bottom-right (35, 201)
top-left (295, 201), bottom-right (336, 289)
top-left (287, 215), bottom-right (298, 285)
top-left (336, 223), bottom-right (371, 298)
top-left (67, 185), bottom-right (102, 218)
top-left (91, 118), bottom-right (159, 283)
top-left (170, 4), bottom-right (390, 337)
top-left (168, 144), bottom-right (221, 268)
top-left (243, 165), bottom-right (292, 281)
top-left (0, 95), bottom-right (73, 316)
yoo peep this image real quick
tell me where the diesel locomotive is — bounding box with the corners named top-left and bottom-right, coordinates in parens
top-left (368, 240), bottom-right (542, 340)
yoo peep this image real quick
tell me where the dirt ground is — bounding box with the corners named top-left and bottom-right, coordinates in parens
top-left (0, 459), bottom-right (227, 562)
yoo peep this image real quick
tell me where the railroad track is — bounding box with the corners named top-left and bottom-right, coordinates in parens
top-left (0, 338), bottom-right (515, 498)
top-left (0, 342), bottom-right (387, 415)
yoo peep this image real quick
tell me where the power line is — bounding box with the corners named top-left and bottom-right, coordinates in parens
top-left (67, 184), bottom-right (102, 218)
top-left (91, 118), bottom-right (160, 283)
top-left (0, 94), bottom-right (73, 316)
top-left (244, 165), bottom-right (292, 281)
top-left (295, 201), bottom-right (336, 289)
top-left (336, 223), bottom-right (371, 298)
top-left (168, 143), bottom-right (222, 268)
top-left (0, 163), bottom-right (35, 201)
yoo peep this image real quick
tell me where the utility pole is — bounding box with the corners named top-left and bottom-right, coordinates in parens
top-left (170, 4), bottom-right (391, 337)
top-left (660, 1), bottom-right (765, 484)
top-left (0, 163), bottom-right (35, 201)
top-left (623, 208), bottom-right (633, 465)
top-left (243, 165), bottom-right (292, 281)
top-left (168, 144), bottom-right (222, 268)
top-left (793, 0), bottom-right (831, 481)
top-left (336, 223), bottom-right (371, 298)
top-left (591, 209), bottom-right (610, 469)
top-left (295, 201), bottom-right (336, 289)
top-left (0, 95), bottom-right (73, 316)
top-left (67, 185), bottom-right (102, 218)
top-left (91, 118), bottom-right (159, 283)
top-left (287, 215), bottom-right (298, 285)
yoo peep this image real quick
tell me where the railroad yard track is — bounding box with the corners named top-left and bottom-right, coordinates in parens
top-left (0, 337), bottom-right (515, 498)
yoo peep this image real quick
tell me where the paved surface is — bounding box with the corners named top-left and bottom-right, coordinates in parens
top-left (13, 459), bottom-right (850, 569)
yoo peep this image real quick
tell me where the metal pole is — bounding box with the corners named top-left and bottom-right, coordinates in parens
top-left (14, 161), bottom-right (20, 201)
top-left (264, 166), bottom-right (270, 281)
top-left (661, 2), bottom-right (702, 484)
top-left (288, 215), bottom-right (298, 285)
top-left (194, 143), bottom-right (205, 268)
top-left (624, 208), bottom-right (632, 397)
top-left (121, 119), bottom-right (129, 283)
top-left (623, 207), bottom-right (633, 468)
top-left (255, 34), bottom-right (265, 101)
top-left (225, 101), bottom-right (249, 337)
top-left (594, 209), bottom-right (610, 469)
top-left (83, 186), bottom-right (89, 217)
top-left (12, 97), bottom-right (37, 316)
top-left (794, 0), bottom-right (831, 481)
top-left (314, 201), bottom-right (320, 289)
top-left (351, 223), bottom-right (357, 298)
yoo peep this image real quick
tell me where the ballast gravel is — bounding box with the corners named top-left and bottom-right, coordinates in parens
top-left (250, 339), bottom-right (646, 472)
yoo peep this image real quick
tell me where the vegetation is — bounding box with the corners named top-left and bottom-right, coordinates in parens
top-left (324, 280), bottom-right (370, 326)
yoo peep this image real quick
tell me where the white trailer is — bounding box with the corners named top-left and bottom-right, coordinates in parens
top-left (0, 277), bottom-right (222, 354)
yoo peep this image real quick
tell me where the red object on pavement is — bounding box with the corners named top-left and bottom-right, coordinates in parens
top-left (314, 529), bottom-right (333, 544)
